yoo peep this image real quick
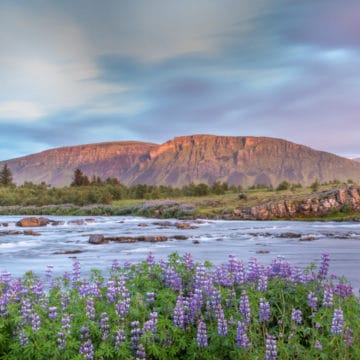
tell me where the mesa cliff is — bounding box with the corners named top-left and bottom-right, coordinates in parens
top-left (1, 135), bottom-right (360, 187)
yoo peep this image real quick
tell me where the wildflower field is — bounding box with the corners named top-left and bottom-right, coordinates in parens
top-left (0, 252), bottom-right (359, 359)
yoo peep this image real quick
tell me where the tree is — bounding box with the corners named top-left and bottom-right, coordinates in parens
top-left (0, 163), bottom-right (14, 187)
top-left (71, 168), bottom-right (89, 187)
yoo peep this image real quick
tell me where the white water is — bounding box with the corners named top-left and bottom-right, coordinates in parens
top-left (0, 216), bottom-right (359, 292)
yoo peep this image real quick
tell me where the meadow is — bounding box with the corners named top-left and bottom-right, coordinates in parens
top-left (0, 252), bottom-right (359, 359)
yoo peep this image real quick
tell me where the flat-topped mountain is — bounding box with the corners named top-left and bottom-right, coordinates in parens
top-left (2, 135), bottom-right (360, 187)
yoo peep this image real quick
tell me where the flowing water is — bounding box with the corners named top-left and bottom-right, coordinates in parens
top-left (1, 216), bottom-right (359, 292)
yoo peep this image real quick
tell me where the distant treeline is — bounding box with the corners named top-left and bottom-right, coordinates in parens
top-left (0, 165), bottom-right (354, 207)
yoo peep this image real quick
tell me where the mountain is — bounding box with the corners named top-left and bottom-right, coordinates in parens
top-left (1, 141), bottom-right (157, 187)
top-left (2, 135), bottom-right (360, 187)
top-left (354, 158), bottom-right (360, 163)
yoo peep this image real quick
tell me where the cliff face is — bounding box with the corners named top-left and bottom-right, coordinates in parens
top-left (2, 135), bottom-right (360, 187)
top-left (128, 135), bottom-right (360, 187)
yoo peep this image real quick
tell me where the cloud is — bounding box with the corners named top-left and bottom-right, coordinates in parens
top-left (0, 101), bottom-right (45, 121)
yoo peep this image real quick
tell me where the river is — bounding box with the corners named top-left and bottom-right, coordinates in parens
top-left (1, 216), bottom-right (359, 292)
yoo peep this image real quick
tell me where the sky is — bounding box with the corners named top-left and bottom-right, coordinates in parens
top-left (1, 0), bottom-right (360, 160)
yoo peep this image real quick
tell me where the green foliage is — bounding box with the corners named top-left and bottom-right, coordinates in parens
top-left (0, 163), bottom-right (14, 187)
top-left (310, 180), bottom-right (320, 192)
top-left (276, 180), bottom-right (291, 191)
top-left (0, 253), bottom-right (359, 359)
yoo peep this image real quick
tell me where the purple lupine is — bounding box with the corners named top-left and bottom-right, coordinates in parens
top-left (146, 291), bottom-right (155, 304)
top-left (291, 308), bottom-right (302, 324)
top-left (130, 321), bottom-right (142, 350)
top-left (107, 280), bottom-right (117, 303)
top-left (114, 328), bottom-right (126, 348)
top-left (18, 329), bottom-right (29, 346)
top-left (247, 257), bottom-right (263, 282)
top-left (135, 344), bottom-right (146, 360)
top-left (164, 266), bottom-right (182, 291)
top-left (225, 289), bottom-right (236, 308)
top-left (335, 282), bottom-right (353, 298)
top-left (196, 319), bottom-right (208, 348)
top-left (268, 256), bottom-right (292, 279)
top-left (48, 306), bottom-right (58, 320)
top-left (322, 285), bottom-right (334, 307)
top-left (228, 256), bottom-right (246, 286)
top-left (314, 340), bottom-right (322, 350)
top-left (31, 281), bottom-right (44, 297)
top-left (61, 294), bottom-right (70, 309)
top-left (239, 290), bottom-right (251, 324)
top-left (143, 312), bottom-right (158, 334)
top-left (20, 298), bottom-right (32, 325)
top-left (45, 264), bottom-right (54, 279)
top-left (257, 274), bottom-right (268, 292)
top-left (72, 259), bottom-right (81, 284)
top-left (330, 308), bottom-right (344, 335)
top-left (79, 339), bottom-right (94, 360)
top-left (259, 298), bottom-right (270, 323)
top-left (208, 287), bottom-right (222, 312)
top-left (215, 264), bottom-right (233, 287)
top-left (307, 292), bottom-right (318, 313)
top-left (291, 266), bottom-right (307, 285)
top-left (343, 326), bottom-right (353, 347)
top-left (146, 252), bottom-right (155, 268)
top-left (183, 252), bottom-right (194, 271)
top-left (100, 312), bottom-right (110, 340)
top-left (236, 321), bottom-right (250, 348)
top-left (194, 264), bottom-right (207, 289)
top-left (115, 276), bottom-right (131, 320)
top-left (111, 259), bottom-right (120, 272)
top-left (318, 253), bottom-right (330, 280)
top-left (80, 326), bottom-right (90, 340)
top-left (31, 312), bottom-right (41, 332)
top-left (265, 334), bottom-right (277, 360)
top-left (173, 296), bottom-right (185, 328)
top-left (85, 298), bottom-right (96, 320)
top-left (216, 305), bottom-right (228, 336)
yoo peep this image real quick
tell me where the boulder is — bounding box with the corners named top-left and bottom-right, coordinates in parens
top-left (16, 217), bottom-right (50, 227)
top-left (68, 219), bottom-right (86, 225)
top-left (172, 235), bottom-right (188, 240)
top-left (24, 230), bottom-right (41, 236)
top-left (176, 222), bottom-right (199, 230)
top-left (138, 223), bottom-right (148, 227)
top-left (88, 234), bottom-right (108, 244)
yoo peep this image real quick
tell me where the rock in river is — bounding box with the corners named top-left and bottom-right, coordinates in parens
top-left (16, 217), bottom-right (50, 227)
top-left (88, 234), bottom-right (109, 244)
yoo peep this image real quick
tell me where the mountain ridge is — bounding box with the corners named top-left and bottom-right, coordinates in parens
top-left (1, 135), bottom-right (360, 187)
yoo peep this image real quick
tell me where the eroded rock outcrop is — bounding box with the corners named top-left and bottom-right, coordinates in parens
top-left (235, 187), bottom-right (360, 220)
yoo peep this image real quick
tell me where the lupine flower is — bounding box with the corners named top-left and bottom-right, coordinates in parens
top-left (314, 340), bottom-right (322, 350)
top-left (48, 306), bottom-right (58, 320)
top-left (164, 266), bottom-right (182, 291)
top-left (57, 331), bottom-right (66, 349)
top-left (146, 291), bottom-right (155, 304)
top-left (111, 259), bottom-right (120, 271)
top-left (343, 326), bottom-right (353, 347)
top-left (265, 334), bottom-right (277, 360)
top-left (247, 257), bottom-right (263, 282)
top-left (239, 290), bottom-right (251, 324)
top-left (307, 292), bottom-right (318, 313)
top-left (85, 298), bottom-right (96, 320)
top-left (143, 312), bottom-right (158, 334)
top-left (72, 260), bottom-right (81, 284)
top-left (146, 252), bottom-right (155, 268)
top-left (80, 326), bottom-right (90, 340)
top-left (216, 305), bottom-right (228, 336)
top-left (130, 321), bottom-right (142, 350)
top-left (100, 312), bottom-right (110, 340)
top-left (330, 308), bottom-right (344, 335)
top-left (322, 285), bottom-right (334, 307)
top-left (20, 298), bottom-right (32, 325)
top-left (79, 339), bottom-right (94, 360)
top-left (18, 329), bottom-right (29, 346)
top-left (106, 280), bottom-right (117, 303)
top-left (135, 343), bottom-right (146, 360)
top-left (236, 321), bottom-right (250, 348)
top-left (183, 252), bottom-right (194, 271)
top-left (196, 319), bottom-right (208, 348)
top-left (114, 328), bottom-right (126, 348)
top-left (173, 296), bottom-right (185, 328)
top-left (291, 308), bottom-right (302, 324)
top-left (257, 274), bottom-right (268, 292)
top-left (318, 253), bottom-right (330, 280)
top-left (259, 298), bottom-right (270, 323)
top-left (31, 312), bottom-right (41, 332)
top-left (335, 282), bottom-right (353, 298)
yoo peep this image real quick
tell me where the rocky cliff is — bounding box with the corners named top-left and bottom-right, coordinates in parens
top-left (233, 187), bottom-right (360, 220)
top-left (2, 135), bottom-right (360, 187)
top-left (127, 135), bottom-right (360, 187)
